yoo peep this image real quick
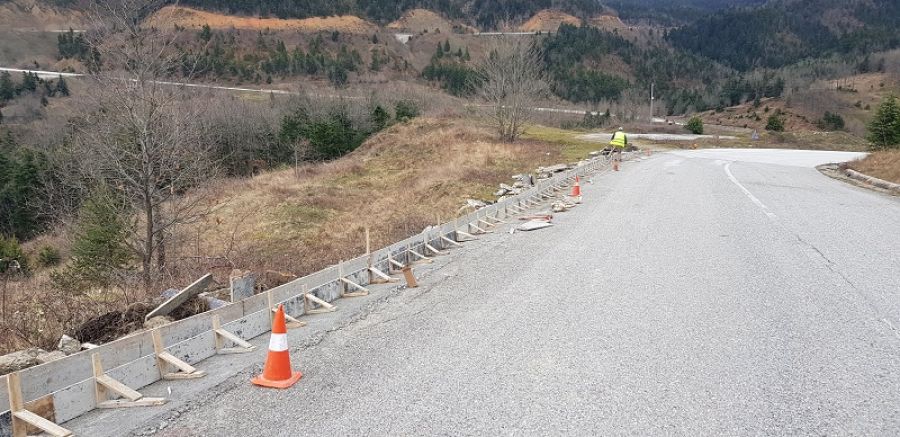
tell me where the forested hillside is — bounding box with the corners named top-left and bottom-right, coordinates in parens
top-left (605, 0), bottom-right (764, 25)
top-left (668, 0), bottom-right (900, 70)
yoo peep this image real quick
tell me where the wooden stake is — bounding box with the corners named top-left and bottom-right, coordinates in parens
top-left (402, 266), bottom-right (418, 288)
top-left (7, 372), bottom-right (72, 437)
top-left (93, 353), bottom-right (167, 408)
top-left (212, 315), bottom-right (256, 354)
top-left (151, 330), bottom-right (206, 380)
top-left (478, 218), bottom-right (496, 228)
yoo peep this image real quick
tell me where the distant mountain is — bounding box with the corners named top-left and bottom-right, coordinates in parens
top-left (667, 0), bottom-right (900, 70)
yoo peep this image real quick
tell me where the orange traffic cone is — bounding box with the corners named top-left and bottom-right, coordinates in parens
top-left (252, 305), bottom-right (302, 389)
top-left (571, 179), bottom-right (582, 197)
top-left (613, 161), bottom-right (620, 171)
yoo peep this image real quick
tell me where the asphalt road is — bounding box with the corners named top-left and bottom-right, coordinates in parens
top-left (148, 149), bottom-right (900, 436)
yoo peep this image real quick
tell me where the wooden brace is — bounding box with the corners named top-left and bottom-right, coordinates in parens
top-left (369, 266), bottom-right (400, 283)
top-left (425, 243), bottom-right (446, 256)
top-left (339, 262), bottom-right (370, 297)
top-left (304, 288), bottom-right (337, 314)
top-left (212, 315), bottom-right (256, 355)
top-left (93, 353), bottom-right (167, 408)
top-left (152, 330), bottom-right (207, 380)
top-left (407, 248), bottom-right (433, 264)
top-left (6, 372), bottom-right (73, 437)
top-left (266, 290), bottom-right (307, 328)
top-left (441, 236), bottom-right (464, 247)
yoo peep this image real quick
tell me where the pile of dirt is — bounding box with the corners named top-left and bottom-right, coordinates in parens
top-left (73, 297), bottom-right (210, 344)
top-left (519, 9), bottom-right (580, 32)
top-left (145, 5), bottom-right (378, 33)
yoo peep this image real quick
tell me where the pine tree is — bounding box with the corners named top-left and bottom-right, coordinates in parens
top-left (443, 39), bottom-right (451, 53)
top-left (0, 72), bottom-right (14, 101)
top-left (867, 95), bottom-right (900, 149)
top-left (56, 76), bottom-right (70, 96)
top-left (52, 190), bottom-right (132, 290)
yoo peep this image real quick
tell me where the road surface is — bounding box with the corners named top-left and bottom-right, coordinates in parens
top-left (135, 149), bottom-right (898, 436)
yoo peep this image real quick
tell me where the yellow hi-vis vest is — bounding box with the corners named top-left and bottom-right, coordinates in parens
top-left (610, 131), bottom-right (627, 148)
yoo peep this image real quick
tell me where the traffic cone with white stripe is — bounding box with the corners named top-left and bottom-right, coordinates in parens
top-left (252, 305), bottom-right (302, 389)
top-left (570, 178), bottom-right (582, 197)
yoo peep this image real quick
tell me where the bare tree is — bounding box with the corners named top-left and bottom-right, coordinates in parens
top-left (477, 38), bottom-right (550, 142)
top-left (68, 0), bottom-right (218, 290)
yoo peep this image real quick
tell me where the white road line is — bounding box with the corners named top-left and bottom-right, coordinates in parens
top-left (724, 161), bottom-right (777, 219)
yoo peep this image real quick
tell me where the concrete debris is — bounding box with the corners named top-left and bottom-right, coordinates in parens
top-left (145, 274), bottom-right (213, 321)
top-left (37, 350), bottom-right (67, 364)
top-left (518, 220), bottom-right (554, 231)
top-left (58, 334), bottom-right (82, 355)
top-left (538, 164), bottom-right (570, 174)
top-left (230, 269), bottom-right (257, 302)
top-left (564, 195), bottom-right (582, 204)
top-left (518, 214), bottom-right (553, 222)
top-left (537, 172), bottom-right (552, 180)
top-left (552, 202), bottom-right (569, 213)
top-left (0, 348), bottom-right (45, 375)
top-left (144, 316), bottom-right (174, 330)
top-left (466, 199), bottom-right (488, 209)
top-left (494, 188), bottom-right (508, 197)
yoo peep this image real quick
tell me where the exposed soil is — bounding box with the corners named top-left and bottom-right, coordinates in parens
top-left (519, 9), bottom-right (580, 32)
top-left (145, 6), bottom-right (378, 33)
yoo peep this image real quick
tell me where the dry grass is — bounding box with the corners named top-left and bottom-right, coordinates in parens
top-left (848, 150), bottom-right (900, 184)
top-left (145, 5), bottom-right (378, 33)
top-left (175, 116), bottom-right (572, 283)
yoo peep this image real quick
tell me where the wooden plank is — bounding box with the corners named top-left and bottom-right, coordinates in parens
top-left (157, 352), bottom-right (197, 374)
top-left (12, 410), bottom-right (71, 437)
top-left (95, 375), bottom-right (142, 402)
top-left (214, 329), bottom-right (254, 350)
top-left (145, 274), bottom-right (213, 321)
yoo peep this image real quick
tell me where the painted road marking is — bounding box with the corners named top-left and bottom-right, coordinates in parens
top-left (724, 162), bottom-right (777, 219)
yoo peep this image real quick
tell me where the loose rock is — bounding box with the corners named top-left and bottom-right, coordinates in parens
top-left (144, 316), bottom-right (174, 330)
top-left (0, 348), bottom-right (45, 374)
top-left (58, 334), bottom-right (81, 355)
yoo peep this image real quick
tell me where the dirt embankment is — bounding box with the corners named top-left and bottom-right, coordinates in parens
top-left (519, 9), bottom-right (581, 32)
top-left (145, 5), bottom-right (378, 33)
top-left (387, 8), bottom-right (476, 34)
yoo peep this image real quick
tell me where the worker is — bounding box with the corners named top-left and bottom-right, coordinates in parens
top-left (609, 127), bottom-right (627, 169)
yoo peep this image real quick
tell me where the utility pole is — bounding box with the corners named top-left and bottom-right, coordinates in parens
top-left (649, 83), bottom-right (655, 123)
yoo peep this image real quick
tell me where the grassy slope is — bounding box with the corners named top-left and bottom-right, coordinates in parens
top-left (185, 117), bottom-right (595, 281)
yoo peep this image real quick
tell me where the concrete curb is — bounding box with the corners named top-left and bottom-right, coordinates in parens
top-left (844, 168), bottom-right (900, 194)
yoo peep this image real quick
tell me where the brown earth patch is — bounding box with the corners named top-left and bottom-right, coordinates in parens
top-left (145, 5), bottom-right (378, 34)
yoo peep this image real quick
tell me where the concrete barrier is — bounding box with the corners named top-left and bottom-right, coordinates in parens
top-left (0, 152), bottom-right (618, 435)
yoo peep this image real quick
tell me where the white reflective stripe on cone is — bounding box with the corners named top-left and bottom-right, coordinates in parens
top-left (269, 333), bottom-right (288, 352)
